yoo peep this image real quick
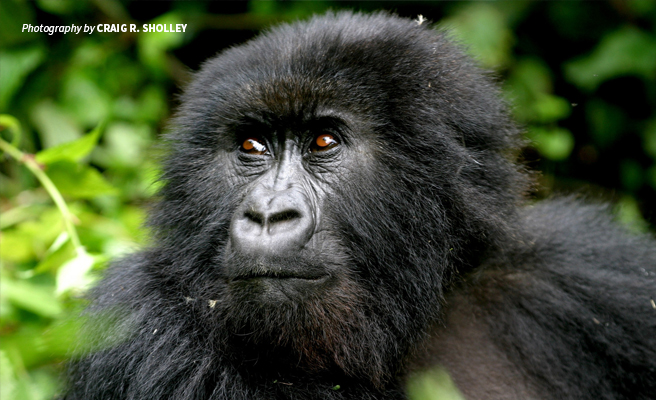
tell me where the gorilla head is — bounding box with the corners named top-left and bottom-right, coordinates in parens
top-left (146, 11), bottom-right (524, 384)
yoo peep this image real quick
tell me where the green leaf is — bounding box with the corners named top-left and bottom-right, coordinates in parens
top-left (0, 46), bottom-right (45, 111)
top-left (407, 366), bottom-right (465, 400)
top-left (532, 94), bottom-right (571, 123)
top-left (61, 73), bottom-right (111, 126)
top-left (0, 230), bottom-right (35, 263)
top-left (138, 12), bottom-right (186, 72)
top-left (47, 160), bottom-right (117, 199)
top-left (503, 59), bottom-right (570, 124)
top-left (0, 114), bottom-right (22, 147)
top-left (0, 204), bottom-right (45, 230)
top-left (527, 127), bottom-right (575, 161)
top-left (0, 207), bottom-right (65, 262)
top-left (0, 351), bottom-right (16, 400)
top-left (36, 124), bottom-right (103, 165)
top-left (34, 232), bottom-right (76, 274)
top-left (30, 100), bottom-right (82, 148)
top-left (0, 277), bottom-right (62, 317)
top-left (35, 0), bottom-right (82, 14)
top-left (565, 27), bottom-right (656, 91)
top-left (56, 247), bottom-right (97, 296)
top-left (440, 3), bottom-right (513, 68)
top-left (616, 195), bottom-right (649, 233)
top-left (0, 229), bottom-right (35, 263)
top-left (93, 122), bottom-right (151, 168)
top-left (507, 58), bottom-right (554, 97)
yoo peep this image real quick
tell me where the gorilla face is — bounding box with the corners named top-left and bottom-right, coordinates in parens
top-left (224, 115), bottom-right (362, 303)
top-left (199, 101), bottom-right (419, 382)
top-left (215, 110), bottom-right (381, 377)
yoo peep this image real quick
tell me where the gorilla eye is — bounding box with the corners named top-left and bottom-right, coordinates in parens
top-left (241, 137), bottom-right (269, 155)
top-left (310, 133), bottom-right (339, 153)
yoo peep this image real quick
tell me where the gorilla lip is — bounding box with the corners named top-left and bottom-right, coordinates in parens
top-left (231, 271), bottom-right (329, 282)
top-left (223, 251), bottom-right (332, 283)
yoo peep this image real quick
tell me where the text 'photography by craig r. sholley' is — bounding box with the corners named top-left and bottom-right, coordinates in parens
top-left (21, 23), bottom-right (188, 35)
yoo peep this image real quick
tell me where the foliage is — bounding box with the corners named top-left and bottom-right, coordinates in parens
top-left (1, 1), bottom-right (654, 399)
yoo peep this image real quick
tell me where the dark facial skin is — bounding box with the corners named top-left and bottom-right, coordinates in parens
top-left (226, 121), bottom-right (347, 302)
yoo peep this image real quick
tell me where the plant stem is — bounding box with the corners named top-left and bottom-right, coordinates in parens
top-left (0, 136), bottom-right (83, 252)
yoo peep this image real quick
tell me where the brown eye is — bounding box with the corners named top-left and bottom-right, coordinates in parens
top-left (241, 137), bottom-right (268, 155)
top-left (311, 133), bottom-right (339, 152)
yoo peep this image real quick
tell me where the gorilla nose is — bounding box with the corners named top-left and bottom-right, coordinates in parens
top-left (230, 190), bottom-right (315, 256)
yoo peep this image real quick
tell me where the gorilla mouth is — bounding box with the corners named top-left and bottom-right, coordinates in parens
top-left (231, 270), bottom-right (330, 282)
top-left (224, 251), bottom-right (332, 284)
top-left (230, 270), bottom-right (333, 301)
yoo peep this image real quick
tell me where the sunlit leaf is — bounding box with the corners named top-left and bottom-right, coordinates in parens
top-left (439, 3), bottom-right (513, 68)
top-left (61, 74), bottom-right (111, 126)
top-left (55, 247), bottom-right (97, 296)
top-left (0, 230), bottom-right (35, 262)
top-left (34, 232), bottom-right (76, 274)
top-left (0, 292), bottom-right (15, 322)
top-left (0, 277), bottom-right (62, 317)
top-left (0, 351), bottom-right (16, 400)
top-left (616, 195), bottom-right (649, 233)
top-left (0, 204), bottom-right (45, 230)
top-left (527, 126), bottom-right (575, 161)
top-left (36, 124), bottom-right (103, 165)
top-left (30, 100), bottom-right (82, 148)
top-left (137, 12), bottom-right (186, 72)
top-left (15, 367), bottom-right (61, 400)
top-left (407, 367), bottom-right (465, 400)
top-left (0, 207), bottom-right (65, 262)
top-left (47, 160), bottom-right (117, 199)
top-left (503, 59), bottom-right (570, 124)
top-left (533, 94), bottom-right (571, 123)
top-left (506, 58), bottom-right (553, 97)
top-left (35, 0), bottom-right (81, 14)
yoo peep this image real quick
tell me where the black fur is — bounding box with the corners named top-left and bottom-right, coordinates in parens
top-left (62, 12), bottom-right (656, 400)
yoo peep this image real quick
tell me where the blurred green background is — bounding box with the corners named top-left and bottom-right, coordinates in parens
top-left (1, 1), bottom-right (655, 399)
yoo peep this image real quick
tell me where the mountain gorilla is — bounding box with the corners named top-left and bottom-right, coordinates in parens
top-left (62, 12), bottom-right (656, 400)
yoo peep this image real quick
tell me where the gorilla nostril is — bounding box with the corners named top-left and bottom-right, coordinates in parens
top-left (268, 209), bottom-right (301, 225)
top-left (244, 210), bottom-right (264, 225)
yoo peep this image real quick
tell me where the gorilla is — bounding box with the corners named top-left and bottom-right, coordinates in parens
top-left (62, 12), bottom-right (656, 400)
